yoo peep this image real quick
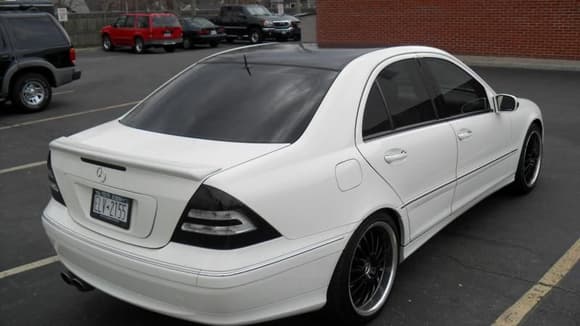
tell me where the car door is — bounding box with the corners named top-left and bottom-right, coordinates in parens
top-left (135, 15), bottom-right (149, 41)
top-left (122, 15), bottom-right (136, 45)
top-left (0, 21), bottom-right (13, 84)
top-left (109, 15), bottom-right (126, 46)
top-left (220, 6), bottom-right (236, 35)
top-left (356, 57), bottom-right (458, 241)
top-left (420, 56), bottom-right (512, 213)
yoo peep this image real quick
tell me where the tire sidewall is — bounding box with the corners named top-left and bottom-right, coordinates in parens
top-left (325, 213), bottom-right (399, 324)
top-left (102, 35), bottom-right (112, 51)
top-left (134, 38), bottom-right (144, 54)
top-left (513, 124), bottom-right (543, 194)
top-left (249, 28), bottom-right (262, 44)
top-left (12, 73), bottom-right (52, 112)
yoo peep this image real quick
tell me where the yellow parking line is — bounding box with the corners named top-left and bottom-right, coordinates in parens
top-left (0, 161), bottom-right (46, 175)
top-left (493, 238), bottom-right (580, 326)
top-left (0, 256), bottom-right (59, 280)
top-left (0, 101), bottom-right (139, 131)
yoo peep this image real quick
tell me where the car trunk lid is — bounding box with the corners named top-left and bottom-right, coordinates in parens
top-left (49, 121), bottom-right (287, 248)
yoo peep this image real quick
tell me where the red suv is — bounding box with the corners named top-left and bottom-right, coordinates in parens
top-left (101, 13), bottom-right (182, 54)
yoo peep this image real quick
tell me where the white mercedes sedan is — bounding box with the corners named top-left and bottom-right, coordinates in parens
top-left (43, 44), bottom-right (543, 325)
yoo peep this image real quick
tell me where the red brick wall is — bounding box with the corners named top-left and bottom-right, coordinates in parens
top-left (317, 0), bottom-right (580, 60)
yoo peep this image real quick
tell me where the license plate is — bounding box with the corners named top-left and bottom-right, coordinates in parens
top-left (90, 189), bottom-right (132, 229)
top-left (211, 30), bottom-right (217, 35)
top-left (164, 32), bottom-right (171, 37)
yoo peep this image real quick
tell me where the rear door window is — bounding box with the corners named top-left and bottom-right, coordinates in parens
top-left (137, 16), bottom-right (149, 28)
top-left (362, 83), bottom-right (391, 138)
top-left (124, 15), bottom-right (135, 28)
top-left (6, 16), bottom-right (68, 50)
top-left (122, 63), bottom-right (338, 143)
top-left (422, 58), bottom-right (490, 118)
top-left (376, 59), bottom-right (437, 129)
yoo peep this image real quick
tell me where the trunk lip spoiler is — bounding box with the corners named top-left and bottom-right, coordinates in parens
top-left (50, 137), bottom-right (220, 181)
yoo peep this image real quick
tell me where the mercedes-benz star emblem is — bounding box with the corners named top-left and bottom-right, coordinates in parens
top-left (96, 167), bottom-right (107, 183)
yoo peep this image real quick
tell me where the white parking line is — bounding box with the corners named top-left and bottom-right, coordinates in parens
top-left (0, 161), bottom-right (46, 175)
top-left (53, 90), bottom-right (75, 96)
top-left (0, 101), bottom-right (139, 131)
top-left (493, 238), bottom-right (580, 326)
top-left (0, 256), bottom-right (59, 280)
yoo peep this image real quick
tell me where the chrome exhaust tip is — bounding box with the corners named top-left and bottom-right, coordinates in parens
top-left (60, 271), bottom-right (94, 292)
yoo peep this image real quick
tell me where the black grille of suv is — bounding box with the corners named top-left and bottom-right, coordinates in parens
top-left (273, 21), bottom-right (290, 28)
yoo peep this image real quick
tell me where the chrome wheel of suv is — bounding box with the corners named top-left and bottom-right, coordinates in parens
top-left (11, 73), bottom-right (52, 112)
top-left (21, 80), bottom-right (45, 106)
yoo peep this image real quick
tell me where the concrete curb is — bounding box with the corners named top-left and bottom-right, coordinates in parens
top-left (76, 46), bottom-right (101, 52)
top-left (295, 12), bottom-right (316, 17)
top-left (458, 55), bottom-right (580, 72)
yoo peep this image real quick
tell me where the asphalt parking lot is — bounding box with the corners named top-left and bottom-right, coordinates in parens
top-left (1, 18), bottom-right (579, 326)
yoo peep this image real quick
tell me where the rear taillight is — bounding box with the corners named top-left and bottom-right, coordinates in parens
top-left (199, 29), bottom-right (209, 35)
top-left (171, 185), bottom-right (280, 250)
top-left (47, 152), bottom-right (66, 206)
top-left (69, 47), bottom-right (76, 64)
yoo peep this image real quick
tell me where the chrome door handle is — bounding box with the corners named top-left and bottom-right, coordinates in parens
top-left (384, 149), bottom-right (408, 164)
top-left (457, 128), bottom-right (473, 141)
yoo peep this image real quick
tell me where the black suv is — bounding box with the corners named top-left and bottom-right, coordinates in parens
top-left (0, 12), bottom-right (81, 112)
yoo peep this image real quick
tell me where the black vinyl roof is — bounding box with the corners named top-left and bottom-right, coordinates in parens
top-left (205, 43), bottom-right (381, 71)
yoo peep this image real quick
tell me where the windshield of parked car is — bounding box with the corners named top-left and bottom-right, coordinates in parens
top-left (152, 15), bottom-right (179, 27)
top-left (121, 63), bottom-right (337, 143)
top-left (246, 5), bottom-right (272, 16)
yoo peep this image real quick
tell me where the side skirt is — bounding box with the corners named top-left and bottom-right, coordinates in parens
top-left (400, 174), bottom-right (515, 261)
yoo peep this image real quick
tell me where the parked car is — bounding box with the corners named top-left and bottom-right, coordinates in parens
top-left (180, 17), bottom-right (225, 49)
top-left (43, 44), bottom-right (543, 325)
top-left (0, 12), bottom-right (80, 112)
top-left (210, 4), bottom-right (301, 44)
top-left (101, 13), bottom-right (183, 54)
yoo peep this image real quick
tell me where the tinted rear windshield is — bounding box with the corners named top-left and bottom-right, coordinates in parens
top-left (121, 63), bottom-right (337, 143)
top-left (189, 17), bottom-right (214, 28)
top-left (152, 15), bottom-right (179, 27)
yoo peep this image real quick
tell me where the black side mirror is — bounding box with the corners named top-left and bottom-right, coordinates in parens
top-left (496, 94), bottom-right (518, 111)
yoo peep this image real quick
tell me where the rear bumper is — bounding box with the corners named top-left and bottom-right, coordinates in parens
top-left (145, 38), bottom-right (183, 47)
top-left (191, 34), bottom-right (226, 44)
top-left (54, 66), bottom-right (81, 87)
top-left (42, 200), bottom-right (345, 325)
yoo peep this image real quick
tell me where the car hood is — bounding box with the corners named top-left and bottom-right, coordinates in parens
top-left (256, 14), bottom-right (300, 22)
